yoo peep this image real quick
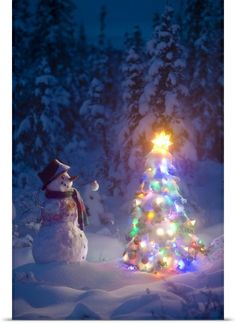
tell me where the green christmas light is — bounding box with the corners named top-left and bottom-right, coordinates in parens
top-left (150, 180), bottom-right (161, 192)
top-left (130, 227), bottom-right (139, 237)
top-left (132, 218), bottom-right (139, 225)
top-left (159, 248), bottom-right (165, 255)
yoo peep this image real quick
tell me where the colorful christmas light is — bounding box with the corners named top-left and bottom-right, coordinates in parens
top-left (122, 131), bottom-right (207, 274)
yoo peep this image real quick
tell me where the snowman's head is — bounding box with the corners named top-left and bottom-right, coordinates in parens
top-left (46, 172), bottom-right (77, 192)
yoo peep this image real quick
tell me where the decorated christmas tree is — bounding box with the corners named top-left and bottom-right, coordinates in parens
top-left (123, 131), bottom-right (207, 273)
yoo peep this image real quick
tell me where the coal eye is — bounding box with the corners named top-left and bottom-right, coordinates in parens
top-left (61, 176), bottom-right (65, 180)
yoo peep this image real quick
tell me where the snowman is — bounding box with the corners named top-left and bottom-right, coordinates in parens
top-left (32, 159), bottom-right (90, 264)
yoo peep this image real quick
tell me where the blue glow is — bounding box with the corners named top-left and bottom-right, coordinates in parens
top-left (178, 259), bottom-right (185, 270)
top-left (177, 257), bottom-right (197, 273)
top-left (121, 262), bottom-right (138, 272)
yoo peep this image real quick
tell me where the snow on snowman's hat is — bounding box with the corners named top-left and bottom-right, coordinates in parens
top-left (38, 159), bottom-right (70, 190)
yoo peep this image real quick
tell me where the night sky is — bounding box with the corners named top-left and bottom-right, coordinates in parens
top-left (74, 0), bottom-right (183, 47)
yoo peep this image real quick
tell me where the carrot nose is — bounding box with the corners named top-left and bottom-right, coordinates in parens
top-left (68, 175), bottom-right (78, 181)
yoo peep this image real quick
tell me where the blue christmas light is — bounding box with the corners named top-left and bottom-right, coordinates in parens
top-left (177, 257), bottom-right (195, 272)
top-left (177, 259), bottom-right (185, 270)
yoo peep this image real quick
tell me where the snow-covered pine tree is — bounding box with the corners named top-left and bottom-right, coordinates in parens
top-left (137, 6), bottom-right (189, 157)
top-left (80, 78), bottom-right (109, 133)
top-left (98, 5), bottom-right (106, 49)
top-left (75, 24), bottom-right (89, 104)
top-left (183, 0), bottom-right (208, 81)
top-left (81, 5), bottom-right (121, 193)
top-left (176, 0), bottom-right (185, 42)
top-left (152, 12), bottom-right (160, 31)
top-left (183, 0), bottom-right (223, 161)
top-left (13, 0), bottom-right (32, 134)
top-left (209, 0), bottom-right (223, 161)
top-left (96, 5), bottom-right (114, 108)
top-left (30, 0), bottom-right (76, 79)
top-left (13, 0), bottom-right (36, 182)
top-left (82, 12), bottom-right (108, 130)
top-left (123, 32), bottom-right (133, 50)
top-left (64, 24), bottom-right (90, 135)
top-left (15, 59), bottom-right (70, 168)
top-left (80, 78), bottom-right (110, 182)
top-left (122, 26), bottom-right (144, 131)
top-left (87, 5), bottom-right (118, 110)
top-left (119, 26), bottom-right (145, 184)
top-left (33, 0), bottom-right (78, 123)
top-left (26, 0), bottom-right (80, 147)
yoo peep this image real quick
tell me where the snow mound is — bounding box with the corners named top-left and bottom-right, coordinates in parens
top-left (13, 234), bottom-right (33, 248)
top-left (13, 254), bottom-right (223, 319)
top-left (67, 303), bottom-right (101, 320)
top-left (86, 232), bottom-right (124, 262)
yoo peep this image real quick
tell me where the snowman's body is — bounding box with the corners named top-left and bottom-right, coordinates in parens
top-left (32, 172), bottom-right (88, 263)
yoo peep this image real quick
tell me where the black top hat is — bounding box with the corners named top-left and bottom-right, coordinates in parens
top-left (38, 159), bottom-right (70, 190)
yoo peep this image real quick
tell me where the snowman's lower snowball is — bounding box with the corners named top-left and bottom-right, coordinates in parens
top-left (32, 222), bottom-right (88, 263)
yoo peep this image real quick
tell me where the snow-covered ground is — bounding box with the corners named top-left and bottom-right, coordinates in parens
top-left (12, 160), bottom-right (224, 319)
top-left (13, 227), bottom-right (223, 320)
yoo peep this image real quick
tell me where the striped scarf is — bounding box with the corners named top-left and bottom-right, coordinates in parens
top-left (45, 188), bottom-right (89, 230)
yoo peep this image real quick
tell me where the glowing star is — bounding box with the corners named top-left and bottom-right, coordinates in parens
top-left (151, 131), bottom-right (172, 154)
